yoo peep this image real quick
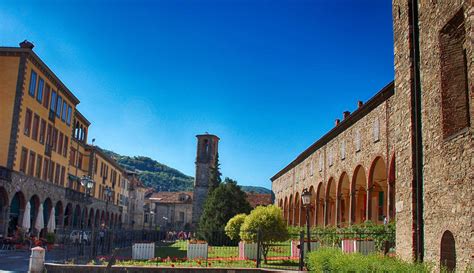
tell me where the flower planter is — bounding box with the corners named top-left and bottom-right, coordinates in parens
top-left (132, 242), bottom-right (155, 260)
top-left (291, 240), bottom-right (320, 258)
top-left (238, 241), bottom-right (258, 260)
top-left (341, 239), bottom-right (375, 255)
top-left (187, 243), bottom-right (208, 260)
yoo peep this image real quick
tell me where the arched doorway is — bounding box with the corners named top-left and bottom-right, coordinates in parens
top-left (288, 195), bottom-right (293, 226)
top-left (95, 209), bottom-right (100, 228)
top-left (9, 192), bottom-right (25, 236)
top-left (0, 187), bottom-right (9, 236)
top-left (42, 198), bottom-right (52, 236)
top-left (29, 195), bottom-right (40, 234)
top-left (294, 192), bottom-right (300, 226)
top-left (55, 201), bottom-right (63, 229)
top-left (64, 203), bottom-right (73, 229)
top-left (337, 173), bottom-right (350, 226)
top-left (315, 182), bottom-right (324, 226)
top-left (388, 154), bottom-right (396, 220)
top-left (325, 178), bottom-right (336, 226)
top-left (309, 186), bottom-right (315, 227)
top-left (440, 231), bottom-right (456, 271)
top-left (283, 196), bottom-right (289, 224)
top-left (352, 166), bottom-right (367, 224)
top-left (73, 205), bottom-right (81, 228)
top-left (368, 157), bottom-right (388, 224)
top-left (88, 208), bottom-right (94, 228)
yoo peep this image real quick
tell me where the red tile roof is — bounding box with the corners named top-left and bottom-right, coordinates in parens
top-left (148, 192), bottom-right (193, 204)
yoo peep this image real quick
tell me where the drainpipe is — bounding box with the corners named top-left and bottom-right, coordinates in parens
top-left (409, 0), bottom-right (424, 262)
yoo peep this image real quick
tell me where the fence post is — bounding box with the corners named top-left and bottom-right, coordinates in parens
top-left (299, 231), bottom-right (304, 271)
top-left (256, 229), bottom-right (262, 268)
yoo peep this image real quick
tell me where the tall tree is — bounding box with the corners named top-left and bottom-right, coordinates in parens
top-left (208, 153), bottom-right (222, 192)
top-left (198, 178), bottom-right (252, 245)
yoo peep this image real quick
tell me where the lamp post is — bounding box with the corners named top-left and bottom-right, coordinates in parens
top-left (301, 188), bottom-right (312, 253)
top-left (79, 175), bottom-right (94, 256)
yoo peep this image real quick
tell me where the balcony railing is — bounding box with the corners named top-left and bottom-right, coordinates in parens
top-left (65, 188), bottom-right (92, 204)
top-left (0, 166), bottom-right (12, 182)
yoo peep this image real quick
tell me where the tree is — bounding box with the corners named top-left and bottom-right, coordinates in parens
top-left (198, 178), bottom-right (252, 245)
top-left (225, 213), bottom-right (247, 241)
top-left (240, 205), bottom-right (289, 263)
top-left (208, 153), bottom-right (222, 192)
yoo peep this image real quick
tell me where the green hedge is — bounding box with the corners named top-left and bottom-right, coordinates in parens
top-left (307, 248), bottom-right (431, 273)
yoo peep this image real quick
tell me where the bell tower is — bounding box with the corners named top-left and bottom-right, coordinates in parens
top-left (191, 133), bottom-right (220, 227)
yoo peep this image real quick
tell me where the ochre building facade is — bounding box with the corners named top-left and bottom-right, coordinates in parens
top-left (272, 1), bottom-right (472, 271)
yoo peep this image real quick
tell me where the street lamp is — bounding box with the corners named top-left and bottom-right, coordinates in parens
top-left (79, 175), bottom-right (94, 255)
top-left (301, 188), bottom-right (312, 253)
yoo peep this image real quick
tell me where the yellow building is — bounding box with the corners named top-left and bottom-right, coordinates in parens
top-left (0, 41), bottom-right (140, 236)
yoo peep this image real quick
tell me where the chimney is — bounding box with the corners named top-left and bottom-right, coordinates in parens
top-left (358, 101), bottom-right (364, 108)
top-left (343, 111), bottom-right (351, 119)
top-left (19, 40), bottom-right (34, 49)
top-left (335, 119), bottom-right (340, 126)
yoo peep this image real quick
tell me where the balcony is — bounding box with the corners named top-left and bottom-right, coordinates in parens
top-left (65, 188), bottom-right (92, 204)
top-left (0, 166), bottom-right (12, 182)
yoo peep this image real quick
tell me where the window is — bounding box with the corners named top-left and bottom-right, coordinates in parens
top-left (52, 128), bottom-right (58, 151)
top-left (58, 132), bottom-right (64, 155)
top-left (440, 9), bottom-right (470, 138)
top-left (56, 96), bottom-right (62, 118)
top-left (63, 136), bottom-right (68, 157)
top-left (318, 153), bottom-right (323, 172)
top-left (55, 164), bottom-right (61, 184)
top-left (60, 166), bottom-right (65, 186)
top-left (39, 119), bottom-right (46, 144)
top-left (78, 153), bottom-right (83, 169)
top-left (66, 106), bottom-right (72, 126)
top-left (94, 158), bottom-right (98, 174)
top-left (42, 158), bottom-right (49, 181)
top-left (355, 130), bottom-right (361, 152)
top-left (69, 148), bottom-right (76, 166)
top-left (36, 77), bottom-right (44, 103)
top-left (373, 118), bottom-right (380, 142)
top-left (32, 114), bottom-right (39, 141)
top-left (29, 70), bottom-right (37, 97)
top-left (340, 141), bottom-right (346, 160)
top-left (328, 149), bottom-right (333, 166)
top-left (28, 151), bottom-right (36, 176)
top-left (35, 155), bottom-right (42, 178)
top-left (49, 161), bottom-right (55, 182)
top-left (50, 90), bottom-right (57, 112)
top-left (19, 147), bottom-right (28, 173)
top-left (46, 124), bottom-right (52, 146)
top-left (43, 84), bottom-right (50, 108)
top-left (62, 101), bottom-right (67, 121)
top-left (24, 109), bottom-right (32, 136)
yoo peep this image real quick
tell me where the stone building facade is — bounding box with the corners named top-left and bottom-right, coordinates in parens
top-left (272, 1), bottom-right (472, 271)
top-left (148, 192), bottom-right (193, 231)
top-left (191, 134), bottom-right (219, 227)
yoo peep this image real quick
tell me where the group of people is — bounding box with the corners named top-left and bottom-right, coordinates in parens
top-left (165, 230), bottom-right (193, 241)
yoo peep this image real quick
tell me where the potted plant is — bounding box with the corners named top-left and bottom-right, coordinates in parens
top-left (45, 233), bottom-right (55, 249)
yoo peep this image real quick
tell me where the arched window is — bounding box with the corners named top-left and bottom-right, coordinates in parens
top-left (440, 230), bottom-right (456, 271)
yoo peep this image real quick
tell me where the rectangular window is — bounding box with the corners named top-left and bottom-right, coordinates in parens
top-left (36, 77), bottom-right (44, 103)
top-left (32, 114), bottom-right (40, 141)
top-left (39, 119), bottom-right (46, 144)
top-left (52, 128), bottom-right (58, 151)
top-left (49, 161), bottom-right (55, 182)
top-left (43, 84), bottom-right (50, 109)
top-left (63, 136), bottom-right (68, 157)
top-left (66, 105), bottom-right (72, 126)
top-left (69, 148), bottom-right (76, 166)
top-left (19, 147), bottom-right (28, 173)
top-left (55, 163), bottom-right (60, 184)
top-left (50, 90), bottom-right (57, 112)
top-left (94, 158), bottom-right (98, 174)
top-left (56, 96), bottom-right (62, 118)
top-left (60, 166), bottom-right (65, 186)
top-left (46, 124), bottom-right (52, 146)
top-left (35, 155), bottom-right (42, 178)
top-left (42, 158), bottom-right (49, 181)
top-left (24, 109), bottom-right (32, 136)
top-left (62, 101), bottom-right (67, 121)
top-left (78, 153), bottom-right (83, 170)
top-left (28, 151), bottom-right (36, 176)
top-left (58, 132), bottom-right (64, 155)
top-left (29, 70), bottom-right (37, 97)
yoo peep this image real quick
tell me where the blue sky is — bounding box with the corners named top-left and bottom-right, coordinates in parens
top-left (1, 0), bottom-right (394, 190)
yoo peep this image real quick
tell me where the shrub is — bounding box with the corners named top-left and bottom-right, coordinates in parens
top-left (307, 247), bottom-right (432, 273)
top-left (45, 232), bottom-right (56, 244)
top-left (225, 213), bottom-right (247, 241)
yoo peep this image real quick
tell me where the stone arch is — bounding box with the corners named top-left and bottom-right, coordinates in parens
top-left (368, 156), bottom-right (388, 224)
top-left (315, 182), bottom-right (325, 226)
top-left (55, 201), bottom-right (63, 229)
top-left (100, 211), bottom-right (105, 226)
top-left (352, 165), bottom-right (367, 224)
top-left (309, 186), bottom-right (316, 227)
top-left (29, 195), bottom-right (41, 233)
top-left (88, 208), bottom-right (94, 228)
top-left (283, 196), bottom-right (289, 224)
top-left (294, 192), bottom-right (300, 226)
top-left (73, 205), bottom-right (81, 228)
top-left (440, 230), bottom-right (456, 271)
top-left (95, 209), bottom-right (100, 227)
top-left (9, 191), bottom-right (26, 236)
top-left (278, 198), bottom-right (283, 209)
top-left (64, 203), bottom-right (73, 228)
top-left (82, 207), bottom-right (88, 229)
top-left (388, 153), bottom-right (396, 221)
top-left (288, 194), bottom-right (293, 226)
top-left (337, 172), bottom-right (350, 226)
top-left (0, 187), bottom-right (9, 236)
top-left (325, 178), bottom-right (336, 226)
